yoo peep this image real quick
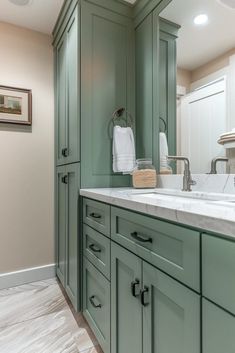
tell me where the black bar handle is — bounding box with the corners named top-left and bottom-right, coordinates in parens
top-left (89, 212), bottom-right (102, 219)
top-left (131, 231), bottom-right (152, 243)
top-left (141, 286), bottom-right (149, 306)
top-left (89, 244), bottom-right (101, 253)
top-left (61, 175), bottom-right (68, 184)
top-left (89, 295), bottom-right (102, 309)
top-left (131, 279), bottom-right (140, 298)
top-left (62, 148), bottom-right (68, 157)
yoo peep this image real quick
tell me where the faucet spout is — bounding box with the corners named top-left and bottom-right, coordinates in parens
top-left (209, 157), bottom-right (229, 174)
top-left (167, 156), bottom-right (196, 192)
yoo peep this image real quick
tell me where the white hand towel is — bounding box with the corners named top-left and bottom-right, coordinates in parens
top-left (113, 126), bottom-right (136, 173)
top-left (159, 132), bottom-right (169, 167)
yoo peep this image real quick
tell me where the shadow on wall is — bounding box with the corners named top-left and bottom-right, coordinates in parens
top-left (0, 123), bottom-right (32, 133)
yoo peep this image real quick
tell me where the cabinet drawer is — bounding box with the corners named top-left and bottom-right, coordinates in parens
top-left (83, 224), bottom-right (110, 280)
top-left (202, 234), bottom-right (235, 314)
top-left (203, 299), bottom-right (235, 353)
top-left (83, 258), bottom-right (110, 353)
top-left (111, 206), bottom-right (200, 291)
top-left (83, 198), bottom-right (110, 236)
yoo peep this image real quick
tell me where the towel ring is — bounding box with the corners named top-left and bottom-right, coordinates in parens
top-left (112, 108), bottom-right (133, 129)
top-left (159, 117), bottom-right (167, 133)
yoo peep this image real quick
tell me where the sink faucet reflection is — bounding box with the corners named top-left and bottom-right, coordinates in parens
top-left (209, 157), bottom-right (229, 174)
top-left (167, 156), bottom-right (196, 192)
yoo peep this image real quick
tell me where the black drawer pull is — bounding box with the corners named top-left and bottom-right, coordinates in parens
top-left (89, 212), bottom-right (102, 219)
top-left (131, 279), bottom-right (140, 298)
top-left (61, 148), bottom-right (68, 157)
top-left (131, 231), bottom-right (152, 243)
top-left (141, 286), bottom-right (149, 306)
top-left (89, 244), bottom-right (101, 253)
top-left (89, 295), bottom-right (102, 309)
top-left (61, 175), bottom-right (68, 184)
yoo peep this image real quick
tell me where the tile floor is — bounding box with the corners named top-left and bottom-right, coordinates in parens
top-left (0, 278), bottom-right (103, 353)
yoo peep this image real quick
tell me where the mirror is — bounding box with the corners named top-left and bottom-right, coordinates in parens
top-left (160, 0), bottom-right (235, 174)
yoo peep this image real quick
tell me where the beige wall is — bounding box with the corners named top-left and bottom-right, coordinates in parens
top-left (0, 22), bottom-right (54, 273)
top-left (177, 67), bottom-right (191, 92)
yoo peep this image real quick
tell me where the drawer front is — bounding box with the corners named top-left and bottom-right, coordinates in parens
top-left (111, 206), bottom-right (200, 291)
top-left (203, 299), bottom-right (235, 353)
top-left (83, 198), bottom-right (110, 236)
top-left (202, 234), bottom-right (235, 314)
top-left (83, 258), bottom-right (110, 353)
top-left (83, 224), bottom-right (111, 279)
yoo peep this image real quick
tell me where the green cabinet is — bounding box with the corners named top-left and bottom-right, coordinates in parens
top-left (111, 242), bottom-right (200, 353)
top-left (55, 5), bottom-right (80, 166)
top-left (81, 1), bottom-right (134, 188)
top-left (135, 12), bottom-right (179, 168)
top-left (203, 299), bottom-right (235, 353)
top-left (111, 242), bottom-right (142, 353)
top-left (56, 163), bottom-right (80, 309)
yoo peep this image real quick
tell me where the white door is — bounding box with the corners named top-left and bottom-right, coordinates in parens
top-left (180, 79), bottom-right (226, 174)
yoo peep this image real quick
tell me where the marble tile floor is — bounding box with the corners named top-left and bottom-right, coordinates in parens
top-left (0, 278), bottom-right (103, 353)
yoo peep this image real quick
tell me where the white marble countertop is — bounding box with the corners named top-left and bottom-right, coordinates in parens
top-left (80, 187), bottom-right (235, 239)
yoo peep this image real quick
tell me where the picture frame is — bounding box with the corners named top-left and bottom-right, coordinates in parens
top-left (0, 85), bottom-right (32, 125)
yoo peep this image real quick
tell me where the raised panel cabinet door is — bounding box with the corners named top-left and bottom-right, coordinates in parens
top-left (56, 166), bottom-right (67, 286)
top-left (66, 6), bottom-right (80, 164)
top-left (111, 242), bottom-right (142, 353)
top-left (203, 299), bottom-right (235, 353)
top-left (143, 262), bottom-right (200, 353)
top-left (56, 33), bottom-right (67, 166)
top-left (65, 163), bottom-right (80, 310)
top-left (81, 1), bottom-right (134, 188)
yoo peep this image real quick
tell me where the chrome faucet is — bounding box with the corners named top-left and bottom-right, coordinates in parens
top-left (167, 156), bottom-right (196, 192)
top-left (209, 157), bottom-right (229, 174)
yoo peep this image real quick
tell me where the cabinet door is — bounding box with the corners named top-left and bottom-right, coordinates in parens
top-left (143, 262), bottom-right (200, 353)
top-left (65, 163), bottom-right (80, 309)
top-left (203, 299), bottom-right (235, 353)
top-left (111, 242), bottom-right (142, 353)
top-left (56, 166), bottom-right (67, 285)
top-left (56, 34), bottom-right (67, 165)
top-left (81, 1), bottom-right (134, 187)
top-left (66, 7), bottom-right (80, 165)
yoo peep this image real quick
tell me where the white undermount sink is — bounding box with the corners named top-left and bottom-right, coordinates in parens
top-left (130, 189), bottom-right (235, 202)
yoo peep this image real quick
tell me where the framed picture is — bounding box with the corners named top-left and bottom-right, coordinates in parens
top-left (0, 85), bottom-right (32, 125)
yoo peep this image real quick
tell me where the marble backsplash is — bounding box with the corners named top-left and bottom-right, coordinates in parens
top-left (158, 174), bottom-right (235, 194)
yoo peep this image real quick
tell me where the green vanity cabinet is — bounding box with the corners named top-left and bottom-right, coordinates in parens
top-left (56, 163), bottom-right (80, 309)
top-left (203, 299), bottom-right (235, 353)
top-left (54, 4), bottom-right (80, 166)
top-left (111, 241), bottom-right (200, 353)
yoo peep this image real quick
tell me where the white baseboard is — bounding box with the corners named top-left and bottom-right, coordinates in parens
top-left (0, 264), bottom-right (56, 290)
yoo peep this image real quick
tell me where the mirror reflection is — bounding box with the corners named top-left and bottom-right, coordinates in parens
top-left (160, 0), bottom-right (235, 174)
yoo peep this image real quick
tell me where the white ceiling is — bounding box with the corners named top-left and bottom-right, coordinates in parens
top-left (161, 0), bottom-right (235, 70)
top-left (0, 0), bottom-right (64, 34)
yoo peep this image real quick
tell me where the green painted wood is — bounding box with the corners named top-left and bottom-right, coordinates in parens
top-left (83, 198), bottom-right (111, 237)
top-left (83, 224), bottom-right (111, 279)
top-left (135, 13), bottom-right (153, 160)
top-left (66, 7), bottom-right (80, 165)
top-left (111, 206), bottom-right (200, 291)
top-left (143, 261), bottom-right (200, 353)
top-left (202, 234), bottom-right (235, 315)
top-left (65, 163), bottom-right (80, 309)
top-left (56, 166), bottom-right (67, 286)
top-left (159, 21), bottom-right (178, 158)
top-left (81, 1), bottom-right (134, 188)
top-left (134, 0), bottom-right (172, 28)
top-left (83, 0), bottom-right (133, 18)
top-left (111, 242), bottom-right (142, 353)
top-left (83, 257), bottom-right (111, 353)
top-left (203, 299), bottom-right (235, 353)
top-left (55, 5), bottom-right (80, 166)
top-left (56, 33), bottom-right (67, 166)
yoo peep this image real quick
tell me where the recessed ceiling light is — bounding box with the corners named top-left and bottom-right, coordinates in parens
top-left (9, 0), bottom-right (31, 5)
top-left (193, 14), bottom-right (209, 26)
